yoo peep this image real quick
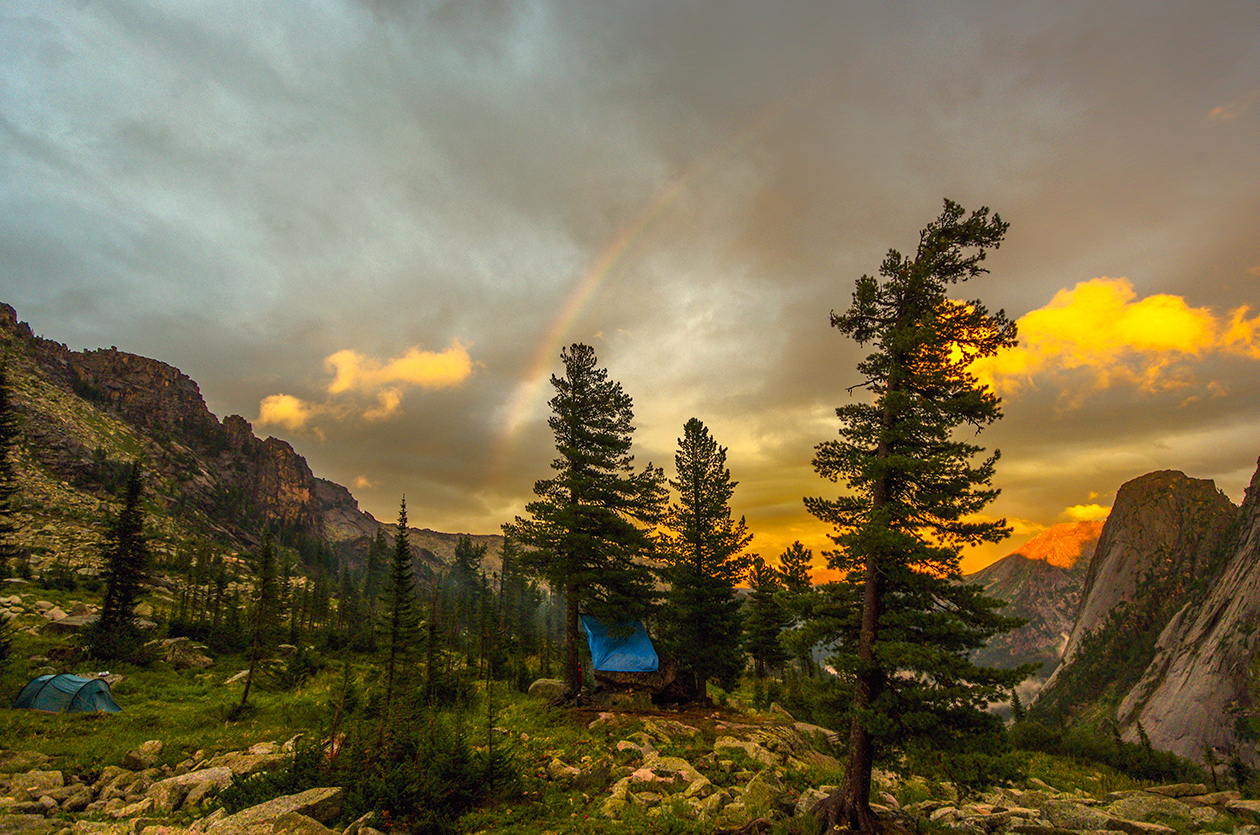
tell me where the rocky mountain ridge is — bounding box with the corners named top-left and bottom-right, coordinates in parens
top-left (1032, 465), bottom-right (1255, 764)
top-left (0, 302), bottom-right (500, 575)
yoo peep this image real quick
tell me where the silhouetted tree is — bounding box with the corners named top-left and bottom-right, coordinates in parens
top-left (89, 461), bottom-right (150, 660)
top-left (506, 343), bottom-right (666, 696)
top-left (743, 555), bottom-right (790, 678)
top-left (383, 497), bottom-right (418, 714)
top-left (656, 418), bottom-right (751, 693)
top-left (805, 200), bottom-right (1031, 832)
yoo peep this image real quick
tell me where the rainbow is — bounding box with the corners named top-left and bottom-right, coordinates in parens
top-left (488, 92), bottom-right (809, 486)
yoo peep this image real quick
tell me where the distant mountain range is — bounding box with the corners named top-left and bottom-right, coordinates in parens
top-left (0, 302), bottom-right (500, 576)
top-left (965, 520), bottom-right (1102, 695)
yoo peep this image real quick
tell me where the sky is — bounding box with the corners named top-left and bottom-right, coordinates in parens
top-left (2, 0), bottom-right (1258, 574)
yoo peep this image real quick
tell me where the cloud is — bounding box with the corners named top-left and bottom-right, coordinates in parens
top-left (325, 344), bottom-right (475, 395)
top-left (258, 394), bottom-right (316, 432)
top-left (970, 278), bottom-right (1260, 397)
top-left (1063, 504), bottom-right (1110, 522)
top-left (258, 343), bottom-right (476, 431)
top-left (352, 475), bottom-right (374, 490)
top-left (1208, 89), bottom-right (1260, 122)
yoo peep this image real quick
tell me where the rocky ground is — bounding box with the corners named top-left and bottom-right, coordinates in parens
top-left (7, 686), bottom-right (1260, 835)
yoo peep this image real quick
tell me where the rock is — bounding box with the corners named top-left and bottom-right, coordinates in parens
top-left (1183, 790), bottom-right (1240, 807)
top-left (147, 637), bottom-right (213, 670)
top-left (0, 814), bottom-right (64, 835)
top-left (1145, 783), bottom-right (1208, 798)
top-left (10, 771), bottom-right (65, 800)
top-left (742, 769), bottom-right (791, 815)
top-left (1042, 799), bottom-right (1111, 830)
top-left (111, 797), bottom-right (154, 819)
top-left (202, 751), bottom-right (286, 777)
top-left (269, 813), bottom-right (334, 835)
top-left (146, 767), bottom-right (234, 812)
top-left (43, 615), bottom-right (98, 634)
top-left (714, 736), bottom-right (778, 768)
top-left (1105, 819), bottom-right (1176, 835)
top-left (1227, 799), bottom-right (1260, 818)
top-left (1107, 793), bottom-right (1194, 824)
top-left (207, 787), bottom-right (343, 830)
top-left (123, 741), bottom-right (164, 771)
top-left (526, 679), bottom-right (567, 701)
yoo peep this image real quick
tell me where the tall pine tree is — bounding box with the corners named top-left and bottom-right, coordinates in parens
top-left (657, 417), bottom-right (751, 693)
top-left (506, 343), bottom-right (665, 696)
top-left (805, 200), bottom-right (1032, 832)
top-left (90, 461), bottom-right (150, 660)
top-left (382, 497), bottom-right (418, 715)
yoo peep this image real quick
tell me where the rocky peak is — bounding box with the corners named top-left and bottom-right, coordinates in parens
top-left (1011, 520), bottom-right (1104, 570)
top-left (1062, 470), bottom-right (1236, 670)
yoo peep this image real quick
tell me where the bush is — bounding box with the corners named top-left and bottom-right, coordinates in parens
top-left (212, 708), bottom-right (517, 835)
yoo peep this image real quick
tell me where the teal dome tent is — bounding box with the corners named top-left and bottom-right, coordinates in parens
top-left (12, 674), bottom-right (122, 713)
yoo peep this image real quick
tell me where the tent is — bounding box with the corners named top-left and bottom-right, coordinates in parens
top-left (12, 674), bottom-right (123, 714)
top-left (580, 615), bottom-right (659, 673)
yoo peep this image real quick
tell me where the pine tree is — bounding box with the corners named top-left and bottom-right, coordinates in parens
top-left (804, 200), bottom-right (1033, 832)
top-left (743, 555), bottom-right (790, 678)
top-left (506, 343), bottom-right (666, 696)
top-left (778, 541), bottom-right (814, 594)
top-left (236, 534), bottom-right (278, 715)
top-left (90, 461), bottom-right (150, 660)
top-left (0, 365), bottom-right (21, 578)
top-left (656, 418), bottom-right (751, 693)
top-left (383, 497), bottom-right (418, 714)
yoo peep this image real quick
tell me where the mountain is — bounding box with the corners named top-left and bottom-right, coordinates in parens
top-left (965, 521), bottom-right (1102, 694)
top-left (0, 302), bottom-right (500, 576)
top-left (1031, 468), bottom-right (1245, 759)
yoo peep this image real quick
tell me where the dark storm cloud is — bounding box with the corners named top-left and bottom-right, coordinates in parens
top-left (1, 0), bottom-right (1257, 565)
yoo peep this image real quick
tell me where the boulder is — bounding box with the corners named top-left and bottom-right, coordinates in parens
top-left (123, 741), bottom-right (164, 771)
top-left (146, 767), bottom-right (234, 812)
top-left (203, 751), bottom-right (287, 777)
top-left (207, 787), bottom-right (343, 831)
top-left (1106, 793), bottom-right (1194, 825)
top-left (1145, 783), bottom-right (1208, 798)
top-left (9, 771), bottom-right (64, 801)
top-left (742, 769), bottom-right (792, 815)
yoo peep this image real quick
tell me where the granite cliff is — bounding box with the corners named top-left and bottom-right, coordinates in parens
top-left (1032, 466), bottom-right (1250, 763)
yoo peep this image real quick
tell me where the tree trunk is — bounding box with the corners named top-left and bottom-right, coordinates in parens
top-left (564, 583), bottom-right (580, 696)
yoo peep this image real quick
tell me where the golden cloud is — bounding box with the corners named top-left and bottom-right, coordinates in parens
top-left (258, 342), bottom-right (476, 432)
top-left (325, 343), bottom-right (474, 395)
top-left (1063, 503), bottom-right (1110, 522)
top-left (969, 278), bottom-right (1260, 396)
top-left (258, 394), bottom-right (315, 432)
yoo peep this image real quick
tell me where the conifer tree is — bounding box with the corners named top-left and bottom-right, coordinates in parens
top-left (0, 365), bottom-right (21, 578)
top-left (506, 343), bottom-right (665, 696)
top-left (383, 497), bottom-right (418, 713)
top-left (656, 417), bottom-right (751, 693)
top-left (743, 555), bottom-right (789, 678)
top-left (778, 541), bottom-right (814, 594)
top-left (90, 461), bottom-right (150, 660)
top-left (805, 200), bottom-right (1032, 832)
top-left (237, 534), bottom-right (278, 714)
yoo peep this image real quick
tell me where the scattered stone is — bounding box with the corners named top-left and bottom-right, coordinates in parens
top-left (146, 768), bottom-right (234, 812)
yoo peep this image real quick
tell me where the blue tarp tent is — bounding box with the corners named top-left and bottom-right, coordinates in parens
top-left (580, 615), bottom-right (659, 672)
top-left (12, 674), bottom-right (122, 714)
